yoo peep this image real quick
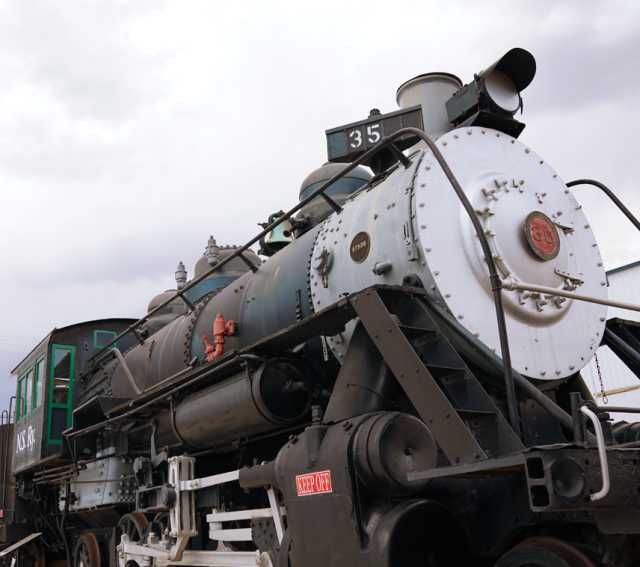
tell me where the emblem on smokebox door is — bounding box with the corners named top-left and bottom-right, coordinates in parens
top-left (523, 211), bottom-right (560, 261)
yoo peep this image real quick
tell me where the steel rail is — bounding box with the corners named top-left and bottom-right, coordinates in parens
top-left (84, 127), bottom-right (521, 436)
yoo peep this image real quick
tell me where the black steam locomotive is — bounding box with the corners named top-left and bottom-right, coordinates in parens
top-left (3, 48), bottom-right (640, 567)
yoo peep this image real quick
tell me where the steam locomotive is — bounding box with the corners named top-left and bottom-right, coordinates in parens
top-left (3, 47), bottom-right (640, 567)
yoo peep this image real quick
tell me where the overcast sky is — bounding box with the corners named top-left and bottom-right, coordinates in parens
top-left (1, 1), bottom-right (640, 408)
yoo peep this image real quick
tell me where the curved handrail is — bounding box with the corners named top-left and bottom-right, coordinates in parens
top-left (580, 405), bottom-right (610, 501)
top-left (85, 127), bottom-right (521, 436)
top-left (567, 178), bottom-right (640, 232)
top-left (403, 129), bottom-right (521, 434)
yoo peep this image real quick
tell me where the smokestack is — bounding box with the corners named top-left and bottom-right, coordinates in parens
top-left (396, 72), bottom-right (462, 139)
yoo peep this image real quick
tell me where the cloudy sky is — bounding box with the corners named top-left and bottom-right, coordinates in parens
top-left (1, 1), bottom-right (639, 407)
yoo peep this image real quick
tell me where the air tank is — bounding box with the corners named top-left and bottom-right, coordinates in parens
top-left (156, 358), bottom-right (310, 450)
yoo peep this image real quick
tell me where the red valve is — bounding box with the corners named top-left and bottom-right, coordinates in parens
top-left (202, 313), bottom-right (236, 362)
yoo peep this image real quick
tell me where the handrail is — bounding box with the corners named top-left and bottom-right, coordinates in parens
top-left (503, 281), bottom-right (640, 313)
top-left (86, 127), bottom-right (522, 437)
top-left (580, 405), bottom-right (610, 501)
top-left (110, 348), bottom-right (142, 395)
top-left (567, 179), bottom-right (640, 232)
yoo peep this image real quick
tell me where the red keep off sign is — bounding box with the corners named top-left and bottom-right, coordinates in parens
top-left (295, 470), bottom-right (333, 496)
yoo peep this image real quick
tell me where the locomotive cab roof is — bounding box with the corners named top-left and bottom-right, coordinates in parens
top-left (11, 318), bottom-right (136, 375)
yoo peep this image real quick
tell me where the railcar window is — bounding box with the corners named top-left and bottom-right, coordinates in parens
top-left (16, 376), bottom-right (25, 420)
top-left (33, 357), bottom-right (44, 409)
top-left (52, 348), bottom-right (72, 404)
top-left (25, 369), bottom-right (33, 416)
top-left (94, 329), bottom-right (117, 349)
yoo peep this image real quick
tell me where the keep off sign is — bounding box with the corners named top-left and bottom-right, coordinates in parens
top-left (295, 470), bottom-right (333, 496)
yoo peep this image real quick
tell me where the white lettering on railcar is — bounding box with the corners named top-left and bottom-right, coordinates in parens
top-left (15, 425), bottom-right (36, 454)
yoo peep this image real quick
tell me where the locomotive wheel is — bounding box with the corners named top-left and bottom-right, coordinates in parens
top-left (74, 532), bottom-right (101, 567)
top-left (117, 512), bottom-right (149, 544)
top-left (113, 512), bottom-right (149, 563)
top-left (495, 537), bottom-right (596, 567)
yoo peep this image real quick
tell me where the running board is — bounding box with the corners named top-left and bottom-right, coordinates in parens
top-left (121, 544), bottom-right (270, 567)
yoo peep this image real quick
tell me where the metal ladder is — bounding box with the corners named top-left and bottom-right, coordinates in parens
top-left (347, 288), bottom-right (524, 466)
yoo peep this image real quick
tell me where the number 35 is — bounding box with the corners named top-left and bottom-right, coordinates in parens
top-left (348, 123), bottom-right (382, 149)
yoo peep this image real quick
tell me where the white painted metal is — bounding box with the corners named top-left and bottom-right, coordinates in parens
top-left (267, 487), bottom-right (284, 544)
top-left (503, 281), bottom-right (640, 313)
top-left (580, 405), bottom-right (610, 501)
top-left (180, 470), bottom-right (240, 491)
top-left (61, 447), bottom-right (134, 512)
top-left (0, 532), bottom-right (41, 557)
top-left (396, 73), bottom-right (462, 138)
top-left (311, 126), bottom-right (607, 380)
top-left (484, 71), bottom-right (520, 113)
top-left (168, 456), bottom-right (197, 559)
top-left (415, 128), bottom-right (606, 379)
top-left (310, 151), bottom-right (422, 362)
top-left (209, 528), bottom-right (253, 542)
top-left (121, 539), bottom-right (269, 567)
top-left (160, 550), bottom-right (270, 567)
top-left (207, 495), bottom-right (285, 544)
top-left (206, 508), bottom-right (282, 523)
top-left (119, 464), bottom-right (282, 565)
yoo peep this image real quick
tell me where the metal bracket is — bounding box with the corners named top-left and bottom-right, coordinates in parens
top-left (389, 142), bottom-right (412, 168)
top-left (349, 289), bottom-right (487, 465)
top-left (168, 456), bottom-right (197, 561)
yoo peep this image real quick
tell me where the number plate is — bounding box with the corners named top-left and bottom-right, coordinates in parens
top-left (325, 105), bottom-right (423, 163)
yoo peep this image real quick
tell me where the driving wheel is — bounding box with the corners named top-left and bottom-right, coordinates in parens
top-left (74, 532), bottom-right (101, 567)
top-left (495, 536), bottom-right (596, 567)
top-left (117, 512), bottom-right (149, 545)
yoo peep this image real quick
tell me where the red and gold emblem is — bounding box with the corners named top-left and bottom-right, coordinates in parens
top-left (524, 211), bottom-right (560, 261)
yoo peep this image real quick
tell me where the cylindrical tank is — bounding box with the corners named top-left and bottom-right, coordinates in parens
top-left (310, 127), bottom-right (608, 380)
top-left (157, 358), bottom-right (310, 449)
top-left (108, 224), bottom-right (322, 399)
top-left (396, 72), bottom-right (462, 138)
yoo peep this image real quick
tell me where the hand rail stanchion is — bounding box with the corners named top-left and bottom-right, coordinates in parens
top-left (567, 179), bottom-right (640, 232)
